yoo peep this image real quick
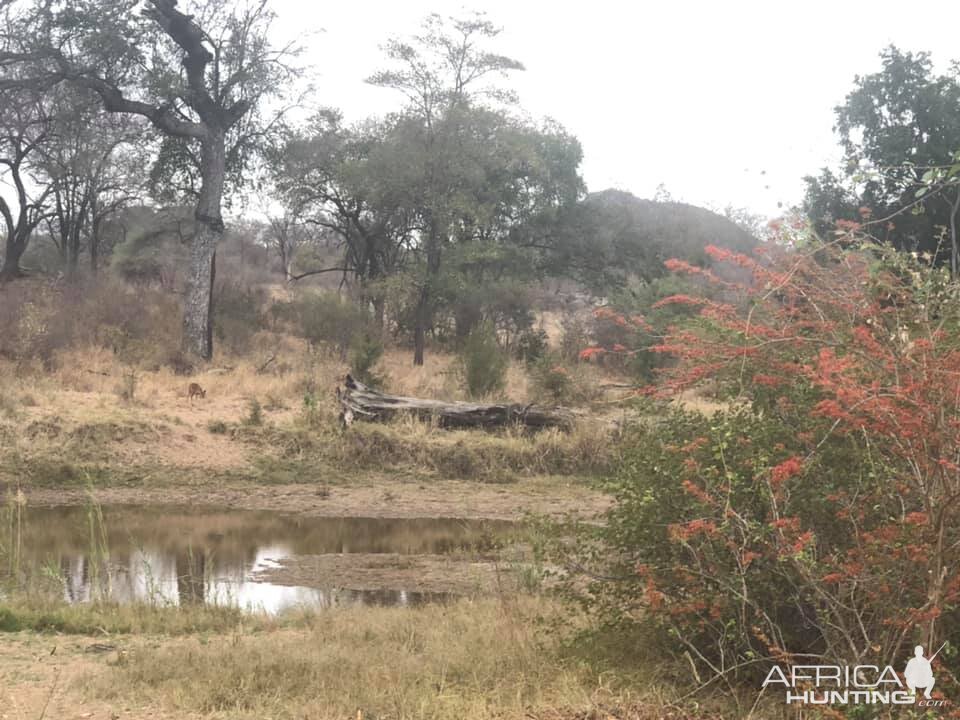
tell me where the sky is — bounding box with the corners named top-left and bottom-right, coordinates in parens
top-left (270, 0), bottom-right (960, 220)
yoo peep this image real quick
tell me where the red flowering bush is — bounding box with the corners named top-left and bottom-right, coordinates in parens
top-left (573, 238), bottom-right (960, 697)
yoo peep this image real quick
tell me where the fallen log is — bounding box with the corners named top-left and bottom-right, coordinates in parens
top-left (337, 374), bottom-right (574, 430)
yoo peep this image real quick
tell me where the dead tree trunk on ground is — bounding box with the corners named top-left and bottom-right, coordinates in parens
top-left (337, 375), bottom-right (574, 430)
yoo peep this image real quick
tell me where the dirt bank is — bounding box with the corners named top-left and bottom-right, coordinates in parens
top-left (18, 477), bottom-right (610, 521)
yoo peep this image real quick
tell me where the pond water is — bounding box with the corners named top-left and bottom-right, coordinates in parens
top-left (6, 505), bottom-right (515, 614)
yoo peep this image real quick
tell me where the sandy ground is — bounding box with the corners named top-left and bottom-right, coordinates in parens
top-left (19, 477), bottom-right (610, 521)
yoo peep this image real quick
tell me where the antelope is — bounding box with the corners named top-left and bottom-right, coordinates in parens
top-left (187, 383), bottom-right (206, 402)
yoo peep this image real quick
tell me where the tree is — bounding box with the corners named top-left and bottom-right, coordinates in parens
top-left (803, 46), bottom-right (960, 269)
top-left (367, 13), bottom-right (527, 365)
top-left (0, 80), bottom-right (52, 281)
top-left (2, 0), bottom-right (301, 358)
top-left (36, 85), bottom-right (142, 275)
top-left (277, 111), bottom-right (416, 305)
top-left (266, 207), bottom-right (308, 282)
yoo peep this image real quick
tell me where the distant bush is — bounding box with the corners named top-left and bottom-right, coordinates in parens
top-left (514, 328), bottom-right (549, 366)
top-left (244, 398), bottom-right (264, 426)
top-left (274, 291), bottom-right (371, 359)
top-left (0, 278), bottom-right (180, 369)
top-left (558, 312), bottom-right (590, 364)
top-left (529, 356), bottom-right (598, 406)
top-left (460, 321), bottom-right (507, 398)
top-left (207, 419), bottom-right (228, 434)
top-left (213, 281), bottom-right (268, 355)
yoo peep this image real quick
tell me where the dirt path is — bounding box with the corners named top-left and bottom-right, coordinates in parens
top-left (20, 477), bottom-right (610, 521)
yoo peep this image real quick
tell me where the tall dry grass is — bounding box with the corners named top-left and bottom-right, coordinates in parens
top-left (86, 597), bottom-right (666, 720)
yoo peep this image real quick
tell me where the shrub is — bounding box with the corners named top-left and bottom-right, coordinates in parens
top-left (275, 291), bottom-right (370, 359)
top-left (0, 278), bottom-right (181, 368)
top-left (207, 420), bottom-right (229, 434)
top-left (570, 239), bottom-right (960, 698)
top-left (348, 331), bottom-right (386, 388)
top-left (459, 321), bottom-right (507, 398)
top-left (558, 312), bottom-right (590, 364)
top-left (244, 398), bottom-right (264, 426)
top-left (514, 328), bottom-right (549, 366)
top-left (529, 356), bottom-right (598, 406)
top-left (213, 281), bottom-right (267, 355)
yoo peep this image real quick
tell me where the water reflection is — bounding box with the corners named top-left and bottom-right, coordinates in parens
top-left (15, 505), bottom-right (511, 613)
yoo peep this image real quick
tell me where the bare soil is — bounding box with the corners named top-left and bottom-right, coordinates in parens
top-left (19, 476), bottom-right (608, 521)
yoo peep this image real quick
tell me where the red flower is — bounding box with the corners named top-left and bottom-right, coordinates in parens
top-left (770, 457), bottom-right (803, 486)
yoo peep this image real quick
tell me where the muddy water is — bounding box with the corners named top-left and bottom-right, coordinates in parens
top-left (10, 505), bottom-right (515, 614)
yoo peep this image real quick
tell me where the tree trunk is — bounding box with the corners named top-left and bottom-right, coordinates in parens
top-left (338, 375), bottom-right (574, 430)
top-left (413, 233), bottom-right (442, 366)
top-left (90, 214), bottom-right (101, 274)
top-left (0, 233), bottom-right (27, 282)
top-left (950, 190), bottom-right (960, 279)
top-left (413, 289), bottom-right (428, 366)
top-left (182, 131), bottom-right (226, 360)
top-left (182, 225), bottom-right (218, 359)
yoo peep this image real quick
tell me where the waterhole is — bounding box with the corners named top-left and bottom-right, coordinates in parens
top-left (5, 505), bottom-right (517, 614)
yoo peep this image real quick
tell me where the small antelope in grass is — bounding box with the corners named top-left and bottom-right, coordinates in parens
top-left (187, 382), bottom-right (206, 402)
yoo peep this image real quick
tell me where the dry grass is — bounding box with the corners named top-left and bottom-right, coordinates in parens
top-left (84, 597), bottom-right (670, 720)
top-left (326, 415), bottom-right (614, 480)
top-left (0, 339), bottom-right (613, 489)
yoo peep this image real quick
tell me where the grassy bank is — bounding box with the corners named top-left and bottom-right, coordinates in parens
top-left (0, 344), bottom-right (619, 493)
top-left (0, 596), bottom-right (693, 720)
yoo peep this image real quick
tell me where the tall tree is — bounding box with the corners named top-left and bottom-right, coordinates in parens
top-left (368, 13), bottom-right (526, 365)
top-left (36, 85), bottom-right (142, 276)
top-left (277, 111), bottom-right (416, 303)
top-left (803, 46), bottom-right (960, 269)
top-left (2, 0), bottom-right (301, 358)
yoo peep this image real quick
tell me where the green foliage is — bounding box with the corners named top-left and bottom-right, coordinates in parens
top-left (574, 410), bottom-right (812, 678)
top-left (459, 321), bottom-right (508, 398)
top-left (529, 356), bottom-right (597, 406)
top-left (243, 399), bottom-right (263, 427)
top-left (591, 275), bottom-right (703, 381)
top-left (274, 291), bottom-right (371, 358)
top-left (206, 420), bottom-right (228, 435)
top-left (570, 242), bottom-right (960, 698)
top-left (349, 331), bottom-right (386, 389)
top-left (546, 189), bottom-right (758, 294)
top-left (514, 328), bottom-right (549, 366)
top-left (213, 281), bottom-right (268, 354)
top-left (803, 46), bottom-right (960, 259)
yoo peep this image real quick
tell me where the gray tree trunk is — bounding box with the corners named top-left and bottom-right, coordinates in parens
top-left (182, 131), bottom-right (226, 360)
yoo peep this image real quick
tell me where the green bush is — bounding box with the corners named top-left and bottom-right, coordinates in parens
top-left (460, 321), bottom-right (508, 398)
top-left (213, 281), bottom-right (268, 354)
top-left (275, 292), bottom-right (370, 359)
top-left (349, 331), bottom-right (386, 388)
top-left (514, 328), bottom-right (549, 366)
top-left (207, 420), bottom-right (228, 434)
top-left (529, 356), bottom-right (597, 406)
top-left (244, 398), bottom-right (264, 427)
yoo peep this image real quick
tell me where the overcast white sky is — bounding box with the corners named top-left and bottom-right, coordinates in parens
top-left (270, 0), bottom-right (960, 219)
